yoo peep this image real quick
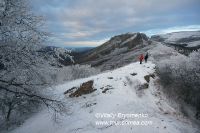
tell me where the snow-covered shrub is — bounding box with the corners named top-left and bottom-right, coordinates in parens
top-left (157, 50), bottom-right (200, 112)
top-left (44, 64), bottom-right (100, 84)
top-left (68, 64), bottom-right (100, 80)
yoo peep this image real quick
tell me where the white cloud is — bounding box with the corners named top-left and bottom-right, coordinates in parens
top-left (64, 38), bottom-right (109, 47)
top-left (144, 25), bottom-right (200, 36)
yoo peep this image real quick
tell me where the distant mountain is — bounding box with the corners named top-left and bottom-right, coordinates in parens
top-left (151, 31), bottom-right (200, 48)
top-left (65, 46), bottom-right (94, 53)
top-left (79, 32), bottom-right (153, 70)
top-left (86, 32), bottom-right (149, 57)
top-left (37, 46), bottom-right (74, 66)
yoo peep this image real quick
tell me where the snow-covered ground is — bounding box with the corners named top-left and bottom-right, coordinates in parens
top-left (160, 31), bottom-right (200, 42)
top-left (11, 62), bottom-right (199, 133)
top-left (152, 31), bottom-right (200, 48)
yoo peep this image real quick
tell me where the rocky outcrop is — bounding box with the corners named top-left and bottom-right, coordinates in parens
top-left (64, 80), bottom-right (96, 97)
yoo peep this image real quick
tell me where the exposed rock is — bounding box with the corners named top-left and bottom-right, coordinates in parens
top-left (195, 112), bottom-right (200, 120)
top-left (69, 80), bottom-right (96, 97)
top-left (139, 83), bottom-right (149, 90)
top-left (0, 62), bottom-right (5, 70)
top-left (85, 102), bottom-right (97, 108)
top-left (144, 75), bottom-right (150, 83)
top-left (64, 87), bottom-right (77, 95)
top-left (144, 74), bottom-right (155, 83)
top-left (102, 85), bottom-right (114, 93)
top-left (130, 73), bottom-right (137, 76)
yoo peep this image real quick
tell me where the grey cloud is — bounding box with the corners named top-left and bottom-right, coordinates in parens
top-left (31, 0), bottom-right (200, 47)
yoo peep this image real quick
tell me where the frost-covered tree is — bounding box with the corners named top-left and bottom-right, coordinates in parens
top-left (0, 0), bottom-right (47, 45)
top-left (0, 0), bottom-right (65, 130)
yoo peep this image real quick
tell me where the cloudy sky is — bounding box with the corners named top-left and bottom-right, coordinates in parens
top-left (31, 0), bottom-right (200, 47)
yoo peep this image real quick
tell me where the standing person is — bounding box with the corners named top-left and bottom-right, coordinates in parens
top-left (139, 54), bottom-right (144, 64)
top-left (145, 52), bottom-right (148, 63)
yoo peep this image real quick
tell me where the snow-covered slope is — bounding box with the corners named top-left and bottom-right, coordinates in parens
top-left (11, 62), bottom-right (198, 133)
top-left (151, 31), bottom-right (200, 48)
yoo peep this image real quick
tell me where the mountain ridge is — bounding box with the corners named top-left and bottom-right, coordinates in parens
top-left (151, 30), bottom-right (200, 48)
top-left (78, 32), bottom-right (152, 70)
